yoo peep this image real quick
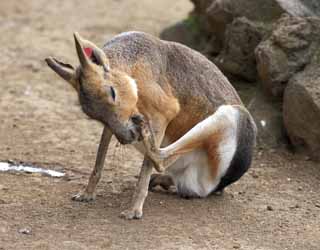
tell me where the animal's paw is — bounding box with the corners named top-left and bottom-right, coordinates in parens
top-left (120, 208), bottom-right (143, 220)
top-left (71, 191), bottom-right (96, 202)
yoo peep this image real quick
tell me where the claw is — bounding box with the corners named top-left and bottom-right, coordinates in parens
top-left (120, 209), bottom-right (143, 220)
top-left (71, 191), bottom-right (96, 202)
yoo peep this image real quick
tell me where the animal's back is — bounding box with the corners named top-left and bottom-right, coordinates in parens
top-left (103, 31), bottom-right (240, 105)
top-left (103, 31), bottom-right (242, 141)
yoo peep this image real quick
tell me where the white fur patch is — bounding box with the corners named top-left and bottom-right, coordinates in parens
top-left (215, 106), bottom-right (239, 182)
top-left (164, 105), bottom-right (240, 197)
top-left (167, 149), bottom-right (210, 197)
top-left (126, 75), bottom-right (138, 98)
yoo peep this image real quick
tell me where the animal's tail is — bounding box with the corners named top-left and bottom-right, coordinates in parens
top-left (214, 106), bottom-right (257, 192)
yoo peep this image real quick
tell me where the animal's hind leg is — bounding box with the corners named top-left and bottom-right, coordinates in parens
top-left (142, 105), bottom-right (240, 198)
top-left (141, 108), bottom-right (228, 171)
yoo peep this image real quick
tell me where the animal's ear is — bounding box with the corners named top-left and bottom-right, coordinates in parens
top-left (73, 32), bottom-right (109, 72)
top-left (45, 57), bottom-right (77, 89)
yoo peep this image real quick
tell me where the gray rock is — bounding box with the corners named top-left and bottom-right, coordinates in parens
top-left (189, 0), bottom-right (320, 81)
top-left (255, 15), bottom-right (320, 98)
top-left (160, 20), bottom-right (206, 51)
top-left (214, 17), bottom-right (264, 81)
top-left (190, 0), bottom-right (284, 44)
top-left (277, 0), bottom-right (320, 17)
top-left (283, 65), bottom-right (320, 161)
top-left (18, 227), bottom-right (32, 235)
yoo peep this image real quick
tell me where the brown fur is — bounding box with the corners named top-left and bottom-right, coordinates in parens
top-left (130, 62), bottom-right (180, 123)
top-left (165, 99), bottom-right (208, 143)
top-left (204, 130), bottom-right (224, 180)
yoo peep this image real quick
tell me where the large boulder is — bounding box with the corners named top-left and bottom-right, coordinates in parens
top-left (255, 15), bottom-right (320, 98)
top-left (190, 0), bottom-right (320, 43)
top-left (283, 64), bottom-right (320, 160)
top-left (214, 17), bottom-right (264, 82)
top-left (160, 19), bottom-right (207, 52)
top-left (277, 0), bottom-right (320, 17)
top-left (190, 0), bottom-right (282, 47)
top-left (188, 0), bottom-right (320, 81)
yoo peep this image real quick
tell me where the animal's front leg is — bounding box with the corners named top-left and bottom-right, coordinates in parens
top-left (120, 157), bottom-right (154, 219)
top-left (120, 118), bottom-right (167, 220)
top-left (72, 126), bottom-right (112, 202)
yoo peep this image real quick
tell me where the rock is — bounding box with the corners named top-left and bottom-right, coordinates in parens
top-left (233, 243), bottom-right (241, 249)
top-left (191, 0), bottom-right (320, 24)
top-left (188, 0), bottom-right (320, 82)
top-left (251, 172), bottom-right (259, 179)
top-left (255, 39), bottom-right (290, 98)
top-left (190, 0), bottom-right (320, 43)
top-left (191, 0), bottom-right (283, 43)
top-left (267, 205), bottom-right (274, 211)
top-left (256, 15), bottom-right (320, 98)
top-left (0, 184), bottom-right (8, 191)
top-left (283, 64), bottom-right (320, 160)
top-left (160, 19), bottom-right (206, 51)
top-left (214, 17), bottom-right (264, 81)
top-left (188, 0), bottom-right (282, 80)
top-left (277, 0), bottom-right (320, 17)
top-left (18, 227), bottom-right (32, 235)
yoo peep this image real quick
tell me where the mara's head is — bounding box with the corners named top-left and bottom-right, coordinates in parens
top-left (45, 32), bottom-right (141, 144)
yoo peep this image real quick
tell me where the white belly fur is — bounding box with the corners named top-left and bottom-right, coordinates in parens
top-left (166, 149), bottom-right (216, 197)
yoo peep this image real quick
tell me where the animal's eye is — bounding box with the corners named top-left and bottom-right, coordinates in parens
top-left (110, 86), bottom-right (116, 101)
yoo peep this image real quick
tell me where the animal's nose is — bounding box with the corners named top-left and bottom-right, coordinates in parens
top-left (131, 114), bottom-right (144, 126)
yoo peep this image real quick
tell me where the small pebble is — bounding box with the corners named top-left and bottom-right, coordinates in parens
top-left (289, 204), bottom-right (300, 209)
top-left (0, 185), bottom-right (8, 191)
top-left (233, 243), bottom-right (241, 249)
top-left (18, 227), bottom-right (32, 235)
top-left (305, 156), bottom-right (311, 161)
top-left (267, 205), bottom-right (274, 211)
top-left (251, 173), bottom-right (259, 179)
top-left (298, 186), bottom-right (303, 191)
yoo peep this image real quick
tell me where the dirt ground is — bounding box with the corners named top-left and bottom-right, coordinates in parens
top-left (0, 1), bottom-right (319, 249)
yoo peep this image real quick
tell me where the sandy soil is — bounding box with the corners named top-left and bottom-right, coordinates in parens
top-left (0, 1), bottom-right (319, 249)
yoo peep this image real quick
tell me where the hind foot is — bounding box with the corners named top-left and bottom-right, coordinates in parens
top-left (149, 174), bottom-right (174, 191)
